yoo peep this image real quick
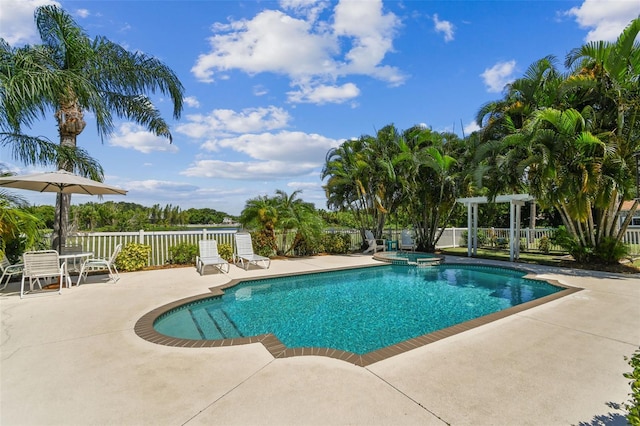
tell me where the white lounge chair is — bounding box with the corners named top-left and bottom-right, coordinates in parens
top-left (78, 243), bottom-right (122, 284)
top-left (196, 240), bottom-right (230, 275)
top-left (363, 230), bottom-right (385, 254)
top-left (233, 233), bottom-right (271, 270)
top-left (1, 255), bottom-right (23, 290)
top-left (399, 229), bottom-right (417, 251)
top-left (20, 250), bottom-right (65, 298)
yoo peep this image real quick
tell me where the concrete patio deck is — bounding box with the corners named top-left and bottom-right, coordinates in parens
top-left (1, 254), bottom-right (638, 425)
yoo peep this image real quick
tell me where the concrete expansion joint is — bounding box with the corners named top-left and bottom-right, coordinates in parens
top-left (365, 367), bottom-right (450, 424)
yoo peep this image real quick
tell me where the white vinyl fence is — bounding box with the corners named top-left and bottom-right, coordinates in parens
top-left (61, 226), bottom-right (640, 267)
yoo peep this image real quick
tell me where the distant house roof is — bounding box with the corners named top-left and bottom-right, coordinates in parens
top-left (621, 200), bottom-right (638, 211)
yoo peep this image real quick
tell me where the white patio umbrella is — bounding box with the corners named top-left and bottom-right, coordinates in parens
top-left (0, 170), bottom-right (127, 252)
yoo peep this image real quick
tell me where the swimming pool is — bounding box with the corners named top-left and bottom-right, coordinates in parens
top-left (147, 264), bottom-right (574, 364)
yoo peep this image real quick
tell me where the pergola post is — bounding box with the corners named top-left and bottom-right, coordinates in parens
top-left (509, 200), bottom-right (525, 261)
top-left (473, 203), bottom-right (478, 256)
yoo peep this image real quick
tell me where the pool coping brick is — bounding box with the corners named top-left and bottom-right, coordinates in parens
top-left (134, 262), bottom-right (582, 367)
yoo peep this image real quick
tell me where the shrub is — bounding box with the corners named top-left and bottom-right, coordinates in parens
top-left (551, 227), bottom-right (629, 264)
top-left (593, 237), bottom-right (629, 265)
top-left (460, 230), bottom-right (490, 247)
top-left (115, 243), bottom-right (151, 271)
top-left (319, 233), bottom-right (351, 254)
top-left (538, 235), bottom-right (551, 254)
top-left (624, 348), bottom-right (640, 425)
top-left (250, 231), bottom-right (275, 258)
top-left (168, 242), bottom-right (198, 265)
top-left (217, 243), bottom-right (233, 262)
top-left (292, 234), bottom-right (316, 256)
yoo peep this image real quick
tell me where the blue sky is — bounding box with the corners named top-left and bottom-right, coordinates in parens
top-left (1, 0), bottom-right (639, 216)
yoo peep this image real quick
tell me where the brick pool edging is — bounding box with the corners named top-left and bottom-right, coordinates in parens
top-left (134, 263), bottom-right (582, 367)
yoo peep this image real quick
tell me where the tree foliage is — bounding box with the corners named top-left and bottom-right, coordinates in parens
top-left (0, 5), bottom-right (184, 249)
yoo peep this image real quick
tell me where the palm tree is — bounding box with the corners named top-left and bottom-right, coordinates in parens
top-left (322, 137), bottom-right (375, 240)
top-left (0, 5), bottom-right (184, 249)
top-left (0, 173), bottom-right (45, 258)
top-left (239, 195), bottom-right (279, 254)
top-left (322, 124), bottom-right (406, 243)
top-left (400, 126), bottom-right (469, 251)
top-left (0, 40), bottom-right (103, 176)
top-left (273, 189), bottom-right (322, 255)
top-left (564, 16), bottom-right (640, 242)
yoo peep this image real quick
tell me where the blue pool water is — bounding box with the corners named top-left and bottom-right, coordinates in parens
top-left (154, 264), bottom-right (562, 355)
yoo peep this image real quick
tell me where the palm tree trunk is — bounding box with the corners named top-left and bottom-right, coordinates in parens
top-left (52, 101), bottom-right (86, 251)
top-left (616, 199), bottom-right (639, 243)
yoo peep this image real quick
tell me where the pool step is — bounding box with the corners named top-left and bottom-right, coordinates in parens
top-left (189, 308), bottom-right (223, 339)
top-left (209, 309), bottom-right (243, 338)
top-left (189, 307), bottom-right (243, 339)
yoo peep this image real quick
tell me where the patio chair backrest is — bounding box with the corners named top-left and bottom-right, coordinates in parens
top-left (108, 244), bottom-right (123, 264)
top-left (1, 255), bottom-right (12, 270)
top-left (234, 233), bottom-right (255, 257)
top-left (401, 230), bottom-right (413, 245)
top-left (199, 240), bottom-right (220, 258)
top-left (22, 250), bottom-right (61, 278)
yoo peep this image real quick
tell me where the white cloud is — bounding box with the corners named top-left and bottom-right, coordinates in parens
top-left (74, 8), bottom-right (90, 18)
top-left (565, 0), bottom-right (640, 42)
top-left (192, 10), bottom-right (337, 82)
top-left (333, 0), bottom-right (401, 74)
top-left (176, 106), bottom-right (291, 139)
top-left (181, 159), bottom-right (317, 180)
top-left (480, 60), bottom-right (517, 93)
top-left (433, 14), bottom-right (454, 42)
top-left (279, 0), bottom-right (331, 22)
top-left (0, 0), bottom-right (59, 45)
top-left (184, 96), bottom-right (201, 108)
top-left (213, 131), bottom-right (341, 163)
top-left (287, 82), bottom-right (360, 104)
top-left (109, 123), bottom-right (179, 154)
top-left (253, 85), bottom-right (269, 96)
top-left (463, 120), bottom-right (481, 135)
top-left (287, 181), bottom-right (322, 190)
top-left (191, 0), bottom-right (405, 104)
top-left (125, 179), bottom-right (199, 193)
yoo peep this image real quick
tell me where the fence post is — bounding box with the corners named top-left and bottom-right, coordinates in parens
top-left (138, 229), bottom-right (145, 245)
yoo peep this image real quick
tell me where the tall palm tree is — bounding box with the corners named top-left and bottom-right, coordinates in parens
top-left (564, 16), bottom-right (640, 243)
top-left (1, 5), bottom-right (184, 249)
top-left (400, 126), bottom-right (469, 251)
top-left (322, 137), bottom-right (375, 239)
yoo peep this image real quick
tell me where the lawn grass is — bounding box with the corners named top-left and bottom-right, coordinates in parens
top-left (439, 247), bottom-right (640, 274)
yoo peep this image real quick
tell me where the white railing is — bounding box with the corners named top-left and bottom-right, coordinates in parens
top-left (60, 226), bottom-right (640, 267)
top-left (65, 229), bottom-right (237, 267)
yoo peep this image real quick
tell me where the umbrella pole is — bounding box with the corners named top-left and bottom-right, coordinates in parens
top-left (56, 192), bottom-right (63, 254)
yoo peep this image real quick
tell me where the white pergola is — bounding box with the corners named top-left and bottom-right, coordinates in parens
top-left (456, 194), bottom-right (535, 262)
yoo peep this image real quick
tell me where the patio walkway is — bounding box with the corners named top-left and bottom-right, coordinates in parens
top-left (1, 254), bottom-right (638, 425)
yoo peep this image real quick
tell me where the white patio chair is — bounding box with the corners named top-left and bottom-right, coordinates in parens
top-left (399, 229), bottom-right (416, 251)
top-left (196, 240), bottom-right (229, 275)
top-left (363, 230), bottom-right (385, 254)
top-left (20, 250), bottom-right (65, 299)
top-left (233, 233), bottom-right (271, 270)
top-left (78, 243), bottom-right (122, 284)
top-left (1, 255), bottom-right (23, 290)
